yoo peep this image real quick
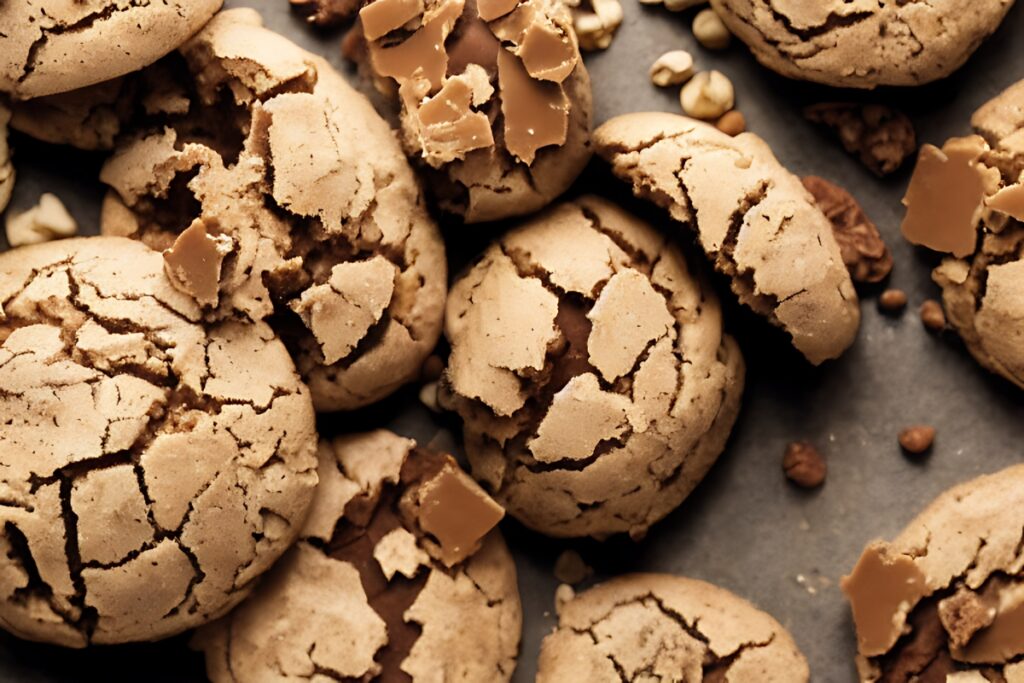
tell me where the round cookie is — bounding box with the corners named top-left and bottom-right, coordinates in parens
top-left (0, 237), bottom-right (319, 646)
top-left (0, 103), bottom-right (12, 213)
top-left (842, 465), bottom-right (1024, 680)
top-left (441, 196), bottom-right (744, 538)
top-left (0, 0), bottom-right (222, 100)
top-left (98, 9), bottom-right (447, 412)
top-left (710, 0), bottom-right (1016, 89)
top-left (193, 430), bottom-right (522, 682)
top-left (345, 0), bottom-right (593, 223)
top-left (595, 112), bottom-right (861, 365)
top-left (538, 574), bottom-right (810, 682)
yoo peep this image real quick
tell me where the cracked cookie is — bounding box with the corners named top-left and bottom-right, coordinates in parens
top-left (842, 465), bottom-right (1024, 681)
top-left (194, 430), bottom-right (522, 682)
top-left (595, 112), bottom-right (860, 365)
top-left (0, 103), bottom-right (12, 214)
top-left (97, 9), bottom-right (447, 412)
top-left (440, 196), bottom-right (744, 539)
top-left (0, 236), bottom-right (319, 647)
top-left (538, 573), bottom-right (810, 682)
top-left (344, 0), bottom-right (593, 223)
top-left (709, 0), bottom-right (1016, 89)
top-left (0, 0), bottom-right (223, 100)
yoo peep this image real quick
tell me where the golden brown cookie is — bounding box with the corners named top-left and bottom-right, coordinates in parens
top-left (711, 0), bottom-right (1016, 89)
top-left (538, 573), bottom-right (810, 682)
top-left (842, 465), bottom-right (1024, 680)
top-left (193, 430), bottom-right (522, 681)
top-left (441, 196), bottom-right (744, 538)
top-left (0, 0), bottom-right (222, 100)
top-left (0, 103), bottom-right (12, 213)
top-left (345, 0), bottom-right (593, 223)
top-left (97, 9), bottom-right (447, 412)
top-left (0, 236), bottom-right (319, 646)
top-left (595, 112), bottom-right (861, 365)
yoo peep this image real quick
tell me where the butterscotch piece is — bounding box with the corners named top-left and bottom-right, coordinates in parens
top-left (0, 1), bottom-right (222, 100)
top-left (842, 465), bottom-right (1024, 680)
top-left (710, 0), bottom-right (1015, 89)
top-left (538, 574), bottom-right (809, 681)
top-left (98, 9), bottom-right (447, 412)
top-left (595, 112), bottom-right (861, 365)
top-left (194, 431), bottom-right (522, 682)
top-left (441, 196), bottom-right (744, 538)
top-left (0, 237), bottom-right (319, 646)
top-left (347, 0), bottom-right (593, 222)
top-left (0, 104), bottom-right (12, 213)
top-left (804, 103), bottom-right (917, 177)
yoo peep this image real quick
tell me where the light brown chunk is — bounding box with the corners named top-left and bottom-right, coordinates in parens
top-left (987, 182), bottom-right (1024, 221)
top-left (955, 582), bottom-right (1024, 663)
top-left (416, 463), bottom-right (505, 566)
top-left (938, 587), bottom-right (997, 649)
top-left (359, 0), bottom-right (425, 40)
top-left (497, 49), bottom-right (569, 165)
top-left (162, 219), bottom-right (233, 308)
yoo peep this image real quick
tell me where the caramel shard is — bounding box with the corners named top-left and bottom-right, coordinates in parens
top-left (901, 136), bottom-right (1000, 257)
top-left (478, 0), bottom-right (519, 21)
top-left (163, 219), bottom-right (233, 308)
top-left (938, 587), bottom-right (998, 649)
top-left (841, 542), bottom-right (928, 657)
top-left (518, 21), bottom-right (576, 83)
top-left (955, 582), bottom-right (1024, 663)
top-left (987, 182), bottom-right (1024, 222)
top-left (373, 527), bottom-right (430, 579)
top-left (359, 0), bottom-right (425, 41)
top-left (402, 65), bottom-right (495, 167)
top-left (416, 462), bottom-right (504, 566)
top-left (497, 49), bottom-right (569, 165)
top-left (366, 0), bottom-right (465, 91)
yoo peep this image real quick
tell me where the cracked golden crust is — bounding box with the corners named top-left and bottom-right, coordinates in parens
top-left (710, 0), bottom-right (1015, 89)
top-left (0, 0), bottom-right (223, 100)
top-left (538, 573), bottom-right (809, 682)
top-left (97, 9), bottom-right (447, 412)
top-left (442, 196), bottom-right (744, 538)
top-left (0, 237), bottom-right (319, 647)
top-left (594, 112), bottom-right (860, 365)
top-left (0, 103), bottom-right (12, 214)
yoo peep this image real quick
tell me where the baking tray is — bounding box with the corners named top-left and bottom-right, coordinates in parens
top-left (3, 1), bottom-right (1024, 680)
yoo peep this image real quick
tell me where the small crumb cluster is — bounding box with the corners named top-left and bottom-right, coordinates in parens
top-left (5, 193), bottom-right (78, 248)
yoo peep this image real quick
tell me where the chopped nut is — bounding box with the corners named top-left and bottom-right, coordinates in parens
top-left (920, 299), bottom-right (946, 332)
top-left (663, 0), bottom-right (706, 11)
top-left (5, 193), bottom-right (78, 247)
top-left (898, 425), bottom-right (935, 455)
top-left (680, 70), bottom-right (734, 120)
top-left (649, 50), bottom-right (694, 87)
top-left (572, 0), bottom-right (623, 51)
top-left (692, 8), bottom-right (730, 50)
top-left (715, 110), bottom-right (745, 136)
top-left (878, 289), bottom-right (908, 314)
top-left (783, 441), bottom-right (826, 488)
top-left (553, 549), bottom-right (593, 585)
top-left (804, 103), bottom-right (917, 177)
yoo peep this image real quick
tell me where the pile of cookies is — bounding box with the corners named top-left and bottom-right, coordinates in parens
top-left (0, 0), bottom-right (1023, 681)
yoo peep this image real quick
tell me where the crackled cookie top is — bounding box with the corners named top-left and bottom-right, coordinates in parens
top-left (0, 237), bottom-right (319, 647)
top-left (710, 0), bottom-right (1015, 89)
top-left (538, 573), bottom-right (809, 682)
top-left (441, 196), bottom-right (744, 538)
top-left (194, 430), bottom-right (522, 682)
top-left (595, 112), bottom-right (860, 365)
top-left (0, 0), bottom-right (222, 100)
top-left (0, 103), bottom-right (12, 214)
top-left (843, 465), bottom-right (1024, 681)
top-left (98, 9), bottom-right (446, 412)
top-left (347, 0), bottom-right (593, 222)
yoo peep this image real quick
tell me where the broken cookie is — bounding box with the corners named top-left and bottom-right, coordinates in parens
top-left (595, 112), bottom-right (861, 365)
top-left (193, 430), bottom-right (521, 682)
top-left (0, 0), bottom-right (222, 100)
top-left (842, 464), bottom-right (1024, 680)
top-left (344, 0), bottom-right (593, 222)
top-left (709, 0), bottom-right (1015, 89)
top-left (0, 103), bottom-right (12, 214)
top-left (0, 236), bottom-right (319, 646)
top-left (538, 573), bottom-right (810, 681)
top-left (440, 196), bottom-right (744, 538)
top-left (804, 103), bottom-right (917, 177)
top-left (97, 9), bottom-right (447, 412)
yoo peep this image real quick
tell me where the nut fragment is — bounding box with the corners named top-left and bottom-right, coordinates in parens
top-left (804, 103), bottom-right (917, 177)
top-left (649, 50), bottom-right (694, 87)
top-left (715, 110), bottom-right (745, 136)
top-left (680, 70), bottom-right (734, 120)
top-left (920, 300), bottom-right (946, 332)
top-left (898, 425), bottom-right (936, 455)
top-left (692, 8), bottom-right (731, 50)
top-left (783, 441), bottom-right (826, 488)
top-left (571, 0), bottom-right (624, 51)
top-left (5, 192), bottom-right (78, 247)
top-left (878, 289), bottom-right (908, 314)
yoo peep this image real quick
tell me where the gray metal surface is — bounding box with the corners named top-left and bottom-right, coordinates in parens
top-left (2, 1), bottom-right (1024, 680)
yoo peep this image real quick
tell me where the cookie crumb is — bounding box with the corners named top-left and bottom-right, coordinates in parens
top-left (920, 300), bottom-right (946, 332)
top-left (878, 289), bottom-right (908, 314)
top-left (783, 441), bottom-right (826, 488)
top-left (554, 583), bottom-right (576, 615)
top-left (419, 381), bottom-right (441, 413)
top-left (898, 425), bottom-right (935, 455)
top-left (715, 110), bottom-right (746, 136)
top-left (5, 192), bottom-right (78, 247)
top-left (804, 102), bottom-right (916, 176)
top-left (553, 550), bottom-right (594, 585)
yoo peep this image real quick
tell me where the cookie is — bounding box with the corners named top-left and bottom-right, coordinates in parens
top-left (0, 103), bottom-right (12, 214)
top-left (903, 80), bottom-right (1024, 389)
top-left (0, 236), bottom-right (319, 646)
top-left (709, 0), bottom-right (1015, 89)
top-left (595, 112), bottom-right (860, 365)
top-left (193, 430), bottom-right (522, 682)
top-left (98, 9), bottom-right (447, 412)
top-left (842, 465), bottom-right (1024, 680)
top-left (9, 77), bottom-right (134, 152)
top-left (345, 0), bottom-right (593, 222)
top-left (441, 196), bottom-right (744, 538)
top-left (538, 573), bottom-right (810, 681)
top-left (0, 0), bottom-right (222, 100)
